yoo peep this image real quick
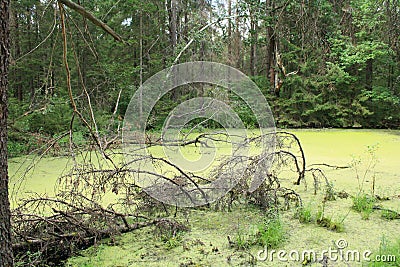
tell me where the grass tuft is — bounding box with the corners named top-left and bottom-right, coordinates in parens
top-left (352, 193), bottom-right (376, 220)
top-left (257, 216), bottom-right (286, 248)
top-left (295, 204), bottom-right (313, 224)
top-left (233, 212), bottom-right (286, 249)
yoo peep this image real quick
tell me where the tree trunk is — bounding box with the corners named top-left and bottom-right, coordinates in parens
top-left (234, 0), bottom-right (241, 68)
top-left (183, 1), bottom-right (189, 43)
top-left (265, 0), bottom-right (276, 94)
top-left (11, 9), bottom-right (22, 101)
top-left (0, 0), bottom-right (14, 266)
top-left (170, 0), bottom-right (177, 54)
top-left (250, 5), bottom-right (257, 76)
top-left (26, 7), bottom-right (35, 102)
top-left (227, 0), bottom-right (232, 64)
top-left (139, 7), bottom-right (143, 124)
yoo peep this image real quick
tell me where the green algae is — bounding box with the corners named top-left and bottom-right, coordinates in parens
top-left (9, 129), bottom-right (400, 266)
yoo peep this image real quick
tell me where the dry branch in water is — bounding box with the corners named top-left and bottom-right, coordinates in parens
top-left (11, 131), bottom-right (334, 265)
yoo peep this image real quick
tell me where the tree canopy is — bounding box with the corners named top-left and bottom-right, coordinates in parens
top-left (7, 0), bottom-right (400, 155)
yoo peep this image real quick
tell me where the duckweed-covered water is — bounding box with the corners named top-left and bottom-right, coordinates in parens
top-left (9, 129), bottom-right (400, 266)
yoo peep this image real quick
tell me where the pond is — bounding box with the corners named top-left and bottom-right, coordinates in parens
top-left (9, 129), bottom-right (400, 266)
top-left (9, 129), bottom-right (400, 201)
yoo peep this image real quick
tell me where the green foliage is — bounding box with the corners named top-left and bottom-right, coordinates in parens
top-left (6, 0), bottom-right (400, 160)
top-left (153, 220), bottom-right (188, 251)
top-left (381, 210), bottom-right (400, 221)
top-left (296, 202), bottom-right (345, 232)
top-left (256, 216), bottom-right (286, 248)
top-left (368, 236), bottom-right (400, 267)
top-left (7, 141), bottom-right (27, 157)
top-left (234, 212), bottom-right (286, 249)
top-left (352, 193), bottom-right (376, 219)
top-left (8, 128), bottom-right (42, 157)
top-left (295, 204), bottom-right (313, 224)
top-left (361, 87), bottom-right (400, 127)
top-left (15, 251), bottom-right (49, 267)
top-left (313, 202), bottom-right (345, 232)
top-left (232, 99), bottom-right (258, 128)
top-left (9, 96), bottom-right (73, 135)
top-left (27, 101), bottom-right (72, 135)
top-left (163, 233), bottom-right (184, 250)
top-left (325, 62), bottom-right (356, 84)
top-left (235, 228), bottom-right (250, 250)
top-left (57, 131), bottom-right (87, 148)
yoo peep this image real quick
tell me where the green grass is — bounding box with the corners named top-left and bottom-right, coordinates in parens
top-left (295, 204), bottom-right (313, 224)
top-left (352, 193), bottom-right (376, 220)
top-left (368, 236), bottom-right (400, 266)
top-left (296, 202), bottom-right (345, 232)
top-left (163, 234), bottom-right (184, 250)
top-left (381, 210), bottom-right (400, 220)
top-left (233, 212), bottom-right (286, 249)
top-left (256, 216), bottom-right (286, 248)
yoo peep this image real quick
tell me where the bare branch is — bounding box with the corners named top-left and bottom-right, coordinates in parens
top-left (57, 0), bottom-right (123, 42)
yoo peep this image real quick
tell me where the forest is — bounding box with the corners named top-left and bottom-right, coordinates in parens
top-left (6, 0), bottom-right (400, 157)
top-left (1, 0), bottom-right (400, 266)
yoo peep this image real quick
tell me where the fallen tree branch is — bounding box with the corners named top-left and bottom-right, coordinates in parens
top-left (308, 163), bottom-right (350, 169)
top-left (12, 218), bottom-right (161, 251)
top-left (58, 0), bottom-right (124, 42)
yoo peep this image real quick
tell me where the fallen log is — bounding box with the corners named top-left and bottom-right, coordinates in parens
top-left (13, 217), bottom-right (180, 266)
